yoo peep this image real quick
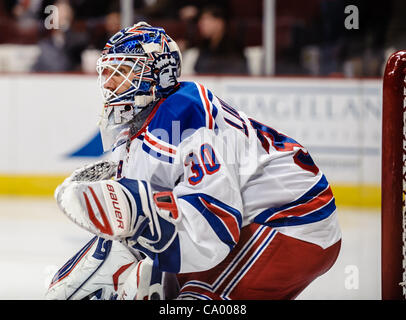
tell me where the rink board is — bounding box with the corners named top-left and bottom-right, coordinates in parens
top-left (0, 75), bottom-right (382, 207)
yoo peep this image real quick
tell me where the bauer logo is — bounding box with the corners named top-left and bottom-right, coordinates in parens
top-left (105, 183), bottom-right (125, 231)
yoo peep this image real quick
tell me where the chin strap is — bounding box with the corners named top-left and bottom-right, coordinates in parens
top-left (133, 94), bottom-right (156, 107)
top-left (133, 82), bottom-right (156, 108)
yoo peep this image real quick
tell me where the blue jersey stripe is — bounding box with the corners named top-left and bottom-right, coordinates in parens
top-left (142, 143), bottom-right (174, 164)
top-left (263, 197), bottom-right (336, 227)
top-left (254, 174), bottom-right (329, 224)
top-left (207, 89), bottom-right (218, 120)
top-left (179, 193), bottom-right (242, 250)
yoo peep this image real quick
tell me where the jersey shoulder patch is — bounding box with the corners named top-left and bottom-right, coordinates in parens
top-left (141, 82), bottom-right (219, 163)
top-left (148, 81), bottom-right (218, 144)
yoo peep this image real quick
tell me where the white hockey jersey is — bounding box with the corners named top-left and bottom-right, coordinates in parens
top-left (110, 81), bottom-right (341, 274)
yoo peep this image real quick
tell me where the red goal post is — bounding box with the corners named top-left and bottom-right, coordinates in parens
top-left (382, 50), bottom-right (406, 300)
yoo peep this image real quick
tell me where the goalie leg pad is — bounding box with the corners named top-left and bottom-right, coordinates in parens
top-left (117, 257), bottom-right (180, 300)
top-left (45, 237), bottom-right (139, 300)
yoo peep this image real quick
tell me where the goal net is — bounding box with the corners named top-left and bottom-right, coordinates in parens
top-left (381, 50), bottom-right (406, 299)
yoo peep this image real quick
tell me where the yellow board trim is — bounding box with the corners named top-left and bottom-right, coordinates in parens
top-left (331, 184), bottom-right (381, 208)
top-left (0, 175), bottom-right (67, 197)
top-left (0, 175), bottom-right (381, 208)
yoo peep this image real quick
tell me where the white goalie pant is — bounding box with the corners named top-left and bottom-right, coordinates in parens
top-left (45, 236), bottom-right (179, 300)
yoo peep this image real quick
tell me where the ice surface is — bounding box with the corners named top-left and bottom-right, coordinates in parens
top-left (0, 197), bottom-right (381, 300)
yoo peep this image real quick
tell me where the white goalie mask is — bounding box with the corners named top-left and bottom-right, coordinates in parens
top-left (95, 22), bottom-right (182, 151)
top-left (96, 55), bottom-right (153, 151)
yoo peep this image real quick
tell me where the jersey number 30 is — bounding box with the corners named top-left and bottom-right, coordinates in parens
top-left (184, 143), bottom-right (220, 185)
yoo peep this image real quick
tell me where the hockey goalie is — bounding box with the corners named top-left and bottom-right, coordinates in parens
top-left (46, 22), bottom-right (342, 300)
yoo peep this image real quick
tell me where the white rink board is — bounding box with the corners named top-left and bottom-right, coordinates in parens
top-left (0, 75), bottom-right (382, 186)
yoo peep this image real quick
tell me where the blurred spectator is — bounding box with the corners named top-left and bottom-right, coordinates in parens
top-left (11, 0), bottom-right (43, 29)
top-left (384, 0), bottom-right (406, 68)
top-left (298, 0), bottom-right (392, 77)
top-left (69, 0), bottom-right (118, 19)
top-left (136, 0), bottom-right (224, 20)
top-left (81, 10), bottom-right (122, 74)
top-left (192, 5), bottom-right (248, 75)
top-left (311, 0), bottom-right (346, 76)
top-left (337, 0), bottom-right (391, 77)
top-left (104, 11), bottom-right (122, 40)
top-left (137, 0), bottom-right (180, 19)
top-left (275, 0), bottom-right (321, 75)
top-left (176, 1), bottom-right (230, 51)
top-left (31, 0), bottom-right (88, 72)
top-left (1, 0), bottom-right (15, 16)
top-left (0, 0), bottom-right (398, 77)
top-left (89, 10), bottom-right (122, 50)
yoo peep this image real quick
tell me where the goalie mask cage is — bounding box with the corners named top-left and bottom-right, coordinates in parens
top-left (382, 50), bottom-right (406, 300)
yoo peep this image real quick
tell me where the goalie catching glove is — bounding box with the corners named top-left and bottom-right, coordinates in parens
top-left (55, 174), bottom-right (181, 254)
